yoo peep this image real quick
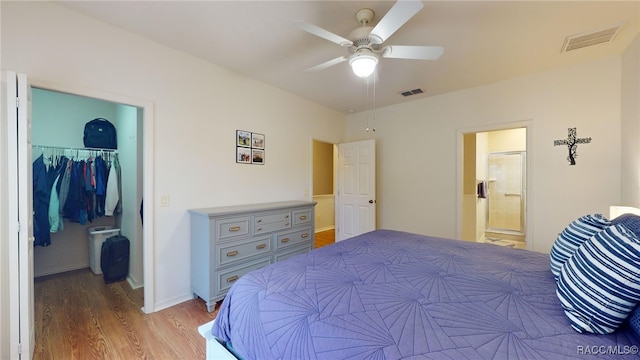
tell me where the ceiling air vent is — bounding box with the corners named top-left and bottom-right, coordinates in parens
top-left (400, 88), bottom-right (424, 97)
top-left (561, 22), bottom-right (625, 52)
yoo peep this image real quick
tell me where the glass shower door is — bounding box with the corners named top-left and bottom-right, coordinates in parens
top-left (487, 152), bottom-right (525, 234)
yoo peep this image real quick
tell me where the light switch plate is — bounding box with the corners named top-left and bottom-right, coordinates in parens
top-left (160, 194), bottom-right (170, 207)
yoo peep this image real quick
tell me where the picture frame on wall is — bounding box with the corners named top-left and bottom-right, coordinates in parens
top-left (236, 129), bottom-right (266, 164)
top-left (237, 130), bottom-right (251, 147)
top-left (237, 147), bottom-right (251, 164)
top-left (252, 149), bottom-right (265, 165)
top-left (251, 133), bottom-right (265, 149)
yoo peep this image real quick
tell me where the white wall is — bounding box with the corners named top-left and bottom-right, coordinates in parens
top-left (346, 56), bottom-right (623, 253)
top-left (313, 195), bottom-right (335, 232)
top-left (0, 1), bottom-right (346, 313)
top-left (621, 34), bottom-right (640, 207)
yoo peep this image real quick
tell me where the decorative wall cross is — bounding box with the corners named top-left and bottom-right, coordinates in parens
top-left (554, 128), bottom-right (592, 165)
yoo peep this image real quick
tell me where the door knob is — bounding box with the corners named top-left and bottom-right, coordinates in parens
top-left (369, 200), bottom-right (375, 204)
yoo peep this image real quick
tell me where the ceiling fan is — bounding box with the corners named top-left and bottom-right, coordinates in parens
top-left (296, 0), bottom-right (444, 78)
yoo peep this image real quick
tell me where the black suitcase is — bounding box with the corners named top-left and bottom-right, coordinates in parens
top-left (100, 235), bottom-right (129, 283)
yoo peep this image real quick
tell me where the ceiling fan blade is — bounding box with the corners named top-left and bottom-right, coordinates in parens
top-left (382, 45), bottom-right (444, 60)
top-left (369, 0), bottom-right (423, 44)
top-left (303, 56), bottom-right (348, 72)
top-left (296, 21), bottom-right (353, 47)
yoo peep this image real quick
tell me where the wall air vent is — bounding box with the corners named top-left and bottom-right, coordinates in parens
top-left (561, 22), bottom-right (625, 52)
top-left (400, 88), bottom-right (424, 97)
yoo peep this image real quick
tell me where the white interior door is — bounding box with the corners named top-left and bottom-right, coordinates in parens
top-left (7, 71), bottom-right (34, 360)
top-left (336, 139), bottom-right (376, 241)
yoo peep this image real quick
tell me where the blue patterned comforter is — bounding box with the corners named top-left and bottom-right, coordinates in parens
top-left (212, 229), bottom-right (639, 359)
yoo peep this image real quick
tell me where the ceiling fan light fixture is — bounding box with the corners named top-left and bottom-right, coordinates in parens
top-left (349, 52), bottom-right (378, 77)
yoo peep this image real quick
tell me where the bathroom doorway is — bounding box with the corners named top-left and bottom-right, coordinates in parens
top-left (460, 127), bottom-right (527, 249)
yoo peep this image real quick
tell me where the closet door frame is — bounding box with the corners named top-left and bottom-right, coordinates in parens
top-left (30, 78), bottom-right (156, 313)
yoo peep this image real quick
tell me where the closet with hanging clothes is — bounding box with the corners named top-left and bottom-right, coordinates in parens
top-left (31, 88), bottom-right (142, 284)
top-left (32, 146), bottom-right (121, 247)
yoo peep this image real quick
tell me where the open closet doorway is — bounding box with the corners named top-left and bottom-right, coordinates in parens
top-left (312, 139), bottom-right (337, 248)
top-left (31, 88), bottom-right (144, 288)
top-left (459, 126), bottom-right (528, 249)
top-left (30, 87), bottom-right (148, 298)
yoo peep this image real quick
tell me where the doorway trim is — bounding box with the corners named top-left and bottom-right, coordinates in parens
top-left (29, 78), bottom-right (156, 313)
top-left (455, 120), bottom-right (533, 251)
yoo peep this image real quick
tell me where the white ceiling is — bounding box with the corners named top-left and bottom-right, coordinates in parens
top-left (55, 1), bottom-right (639, 113)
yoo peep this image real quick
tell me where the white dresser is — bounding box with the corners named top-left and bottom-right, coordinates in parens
top-left (189, 201), bottom-right (317, 312)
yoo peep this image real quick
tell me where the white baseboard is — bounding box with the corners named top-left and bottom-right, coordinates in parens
top-left (34, 264), bottom-right (89, 278)
top-left (127, 275), bottom-right (143, 290)
top-left (315, 225), bottom-right (335, 233)
top-left (153, 292), bottom-right (197, 312)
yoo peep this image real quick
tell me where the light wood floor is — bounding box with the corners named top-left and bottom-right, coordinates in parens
top-left (33, 269), bottom-right (217, 360)
top-left (33, 230), bottom-right (335, 359)
top-left (314, 228), bottom-right (335, 248)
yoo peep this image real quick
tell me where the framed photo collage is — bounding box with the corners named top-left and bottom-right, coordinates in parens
top-left (236, 130), bottom-right (265, 165)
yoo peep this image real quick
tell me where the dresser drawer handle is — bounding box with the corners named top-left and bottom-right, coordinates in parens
top-left (226, 251), bottom-right (239, 257)
top-left (285, 215), bottom-right (290, 219)
top-left (301, 233), bottom-right (309, 238)
top-left (285, 222), bottom-right (290, 226)
top-left (229, 226), bottom-right (241, 232)
top-left (299, 215), bottom-right (307, 220)
top-left (256, 244), bottom-right (266, 250)
top-left (257, 219), bottom-right (262, 223)
top-left (226, 275), bottom-right (239, 283)
top-left (281, 238), bottom-right (290, 243)
top-left (256, 227), bottom-right (263, 232)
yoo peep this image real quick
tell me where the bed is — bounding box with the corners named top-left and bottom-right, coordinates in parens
top-left (202, 229), bottom-right (639, 359)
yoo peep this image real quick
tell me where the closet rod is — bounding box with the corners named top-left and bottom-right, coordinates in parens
top-left (32, 144), bottom-right (117, 154)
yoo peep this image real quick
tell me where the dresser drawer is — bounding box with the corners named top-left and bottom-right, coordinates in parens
top-left (274, 227), bottom-right (313, 250)
top-left (254, 211), bottom-right (291, 234)
top-left (274, 243), bottom-right (313, 262)
top-left (292, 209), bottom-right (312, 225)
top-left (255, 221), bottom-right (292, 234)
top-left (216, 235), bottom-right (271, 268)
top-left (255, 211), bottom-right (290, 225)
top-left (216, 216), bottom-right (250, 241)
top-left (216, 257), bottom-right (271, 294)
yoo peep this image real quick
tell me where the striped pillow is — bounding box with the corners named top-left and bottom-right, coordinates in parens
top-left (556, 225), bottom-right (640, 334)
top-left (629, 305), bottom-right (640, 338)
top-left (549, 214), bottom-right (610, 281)
top-left (612, 213), bottom-right (640, 238)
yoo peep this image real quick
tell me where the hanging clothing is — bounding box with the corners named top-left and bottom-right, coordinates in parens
top-left (57, 158), bottom-right (72, 216)
top-left (49, 155), bottom-right (69, 233)
top-left (477, 180), bottom-right (488, 199)
top-left (105, 158), bottom-right (120, 216)
top-left (64, 160), bottom-right (89, 224)
top-left (32, 146), bottom-right (121, 245)
top-left (84, 159), bottom-right (95, 223)
top-left (94, 156), bottom-right (108, 217)
top-left (48, 174), bottom-right (63, 233)
top-left (33, 155), bottom-right (52, 246)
